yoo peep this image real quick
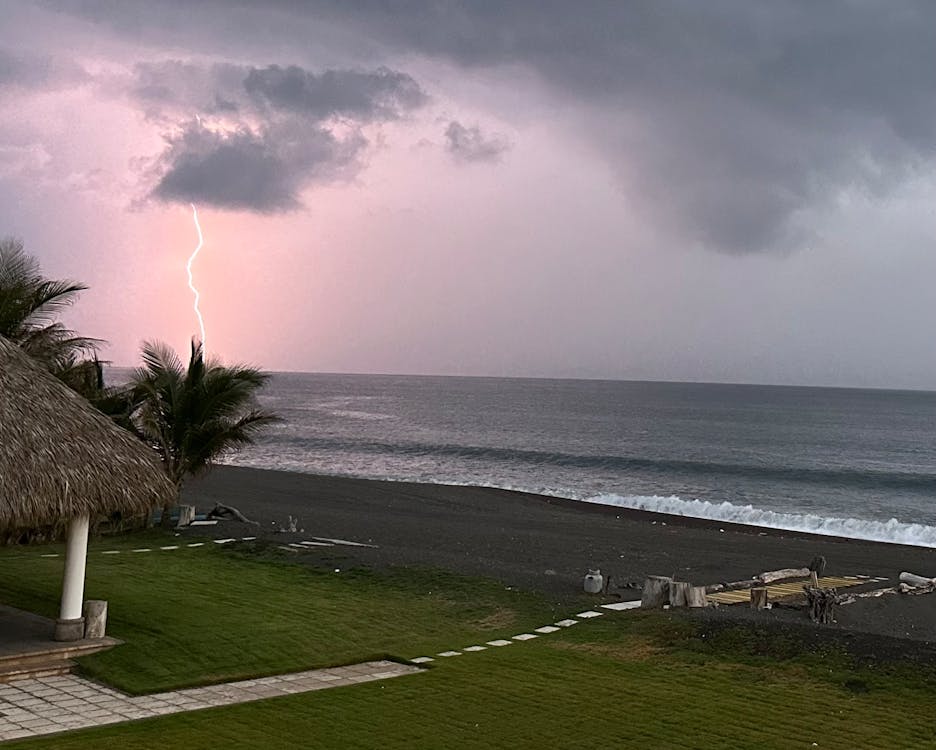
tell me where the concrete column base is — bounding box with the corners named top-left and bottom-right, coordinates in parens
top-left (54, 617), bottom-right (85, 642)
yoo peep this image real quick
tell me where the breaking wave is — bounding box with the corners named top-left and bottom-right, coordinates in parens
top-left (582, 493), bottom-right (936, 548)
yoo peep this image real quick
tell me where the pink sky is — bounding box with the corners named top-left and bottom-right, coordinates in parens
top-left (4, 2), bottom-right (936, 388)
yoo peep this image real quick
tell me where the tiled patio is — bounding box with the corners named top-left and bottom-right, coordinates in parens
top-left (0, 661), bottom-right (420, 742)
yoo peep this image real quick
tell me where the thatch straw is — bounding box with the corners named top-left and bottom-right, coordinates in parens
top-left (0, 336), bottom-right (176, 531)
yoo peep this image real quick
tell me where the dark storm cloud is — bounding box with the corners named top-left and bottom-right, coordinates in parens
top-left (42, 1), bottom-right (936, 250)
top-left (301, 0), bottom-right (936, 253)
top-left (150, 120), bottom-right (364, 212)
top-left (444, 121), bottom-right (509, 164)
top-left (130, 61), bottom-right (425, 211)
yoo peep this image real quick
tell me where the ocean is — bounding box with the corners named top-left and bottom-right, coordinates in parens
top-left (222, 373), bottom-right (936, 548)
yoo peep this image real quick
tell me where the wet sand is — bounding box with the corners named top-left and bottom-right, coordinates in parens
top-left (183, 465), bottom-right (936, 643)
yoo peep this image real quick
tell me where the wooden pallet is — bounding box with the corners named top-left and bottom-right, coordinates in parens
top-left (706, 575), bottom-right (887, 605)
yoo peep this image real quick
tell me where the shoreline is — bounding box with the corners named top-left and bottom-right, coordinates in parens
top-left (183, 465), bottom-right (936, 642)
top-left (222, 463), bottom-right (935, 550)
top-left (185, 465), bottom-right (936, 574)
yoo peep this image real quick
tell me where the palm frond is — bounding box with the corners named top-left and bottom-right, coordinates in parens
top-left (124, 340), bottom-right (280, 487)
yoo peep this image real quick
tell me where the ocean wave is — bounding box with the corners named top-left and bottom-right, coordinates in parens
top-left (582, 493), bottom-right (936, 548)
top-left (258, 434), bottom-right (936, 493)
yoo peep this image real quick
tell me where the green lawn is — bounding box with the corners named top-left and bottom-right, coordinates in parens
top-left (10, 617), bottom-right (936, 749)
top-left (2, 535), bottom-right (936, 748)
top-left (0, 534), bottom-right (562, 693)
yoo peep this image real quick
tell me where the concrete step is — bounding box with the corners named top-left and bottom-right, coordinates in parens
top-left (0, 636), bottom-right (121, 684)
top-left (0, 659), bottom-right (75, 684)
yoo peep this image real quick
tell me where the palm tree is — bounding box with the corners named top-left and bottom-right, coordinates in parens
top-left (126, 339), bottom-right (280, 525)
top-left (0, 237), bottom-right (101, 394)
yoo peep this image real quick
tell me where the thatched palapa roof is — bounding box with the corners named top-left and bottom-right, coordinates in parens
top-left (0, 335), bottom-right (175, 531)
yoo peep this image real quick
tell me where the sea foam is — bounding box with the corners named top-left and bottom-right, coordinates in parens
top-left (581, 492), bottom-right (936, 548)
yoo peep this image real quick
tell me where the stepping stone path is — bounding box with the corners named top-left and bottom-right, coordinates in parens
top-left (0, 661), bottom-right (417, 742)
top-left (31, 535), bottom-right (375, 559)
top-left (406, 600), bottom-right (644, 664)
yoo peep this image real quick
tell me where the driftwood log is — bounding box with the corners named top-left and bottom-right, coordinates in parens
top-left (207, 503), bottom-right (260, 526)
top-left (641, 576), bottom-right (672, 608)
top-left (757, 567), bottom-right (810, 584)
top-left (899, 572), bottom-right (936, 588)
top-left (804, 586), bottom-right (838, 624)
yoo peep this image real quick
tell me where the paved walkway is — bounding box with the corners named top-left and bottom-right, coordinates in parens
top-left (0, 661), bottom-right (418, 742)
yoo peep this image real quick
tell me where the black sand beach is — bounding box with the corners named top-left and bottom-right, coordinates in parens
top-left (183, 465), bottom-right (936, 644)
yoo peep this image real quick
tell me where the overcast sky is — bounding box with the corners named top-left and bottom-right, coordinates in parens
top-left (3, 1), bottom-right (936, 387)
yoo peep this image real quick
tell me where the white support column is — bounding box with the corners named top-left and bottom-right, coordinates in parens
top-left (55, 514), bottom-right (90, 641)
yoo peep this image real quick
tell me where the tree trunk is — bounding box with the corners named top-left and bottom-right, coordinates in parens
top-left (686, 586), bottom-right (708, 608)
top-left (804, 586), bottom-right (837, 623)
top-left (159, 480), bottom-right (182, 528)
top-left (750, 587), bottom-right (769, 610)
top-left (83, 600), bottom-right (108, 639)
top-left (176, 505), bottom-right (196, 527)
top-left (641, 576), bottom-right (672, 608)
top-left (159, 502), bottom-right (175, 528)
top-left (669, 581), bottom-right (691, 607)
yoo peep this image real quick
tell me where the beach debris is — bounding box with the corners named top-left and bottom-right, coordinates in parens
top-left (756, 567), bottom-right (810, 585)
top-left (641, 575), bottom-right (673, 608)
top-left (804, 586), bottom-right (839, 624)
top-left (898, 582), bottom-right (936, 595)
top-left (838, 586), bottom-right (898, 605)
top-left (274, 515), bottom-right (300, 533)
top-left (207, 503), bottom-right (260, 526)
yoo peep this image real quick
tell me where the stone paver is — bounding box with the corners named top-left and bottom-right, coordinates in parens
top-left (0, 660), bottom-right (419, 743)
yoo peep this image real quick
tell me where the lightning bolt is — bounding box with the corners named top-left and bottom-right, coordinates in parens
top-left (187, 203), bottom-right (207, 349)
